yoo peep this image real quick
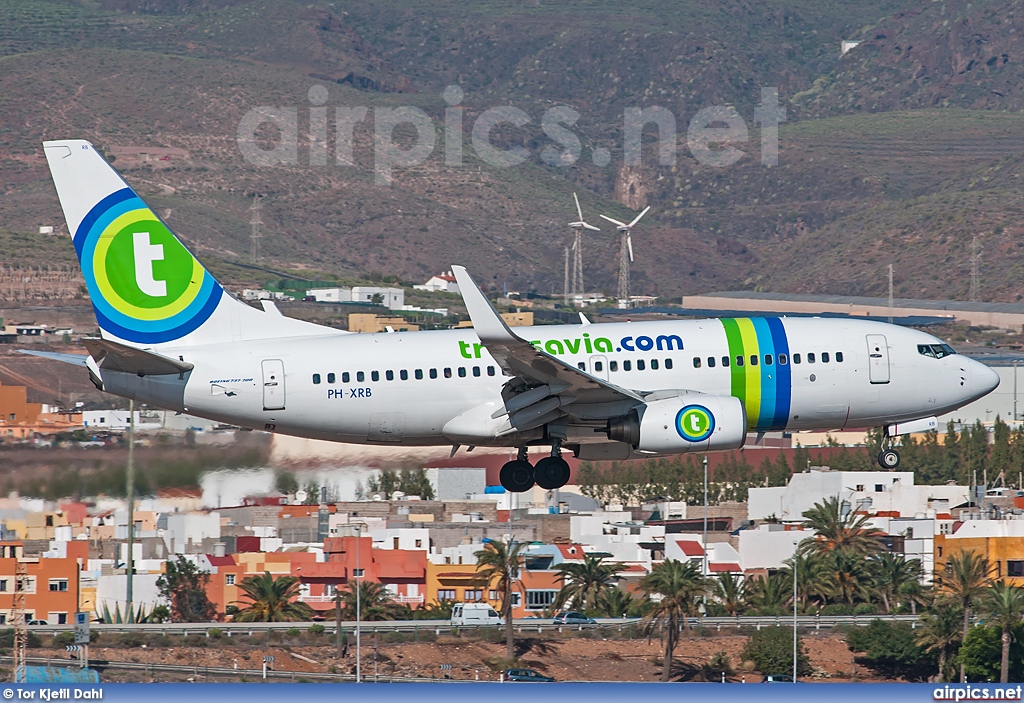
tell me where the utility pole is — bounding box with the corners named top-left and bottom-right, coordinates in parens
top-left (356, 525), bottom-right (362, 683)
top-left (13, 560), bottom-right (26, 682)
top-left (970, 236), bottom-right (981, 302)
top-left (702, 455), bottom-right (708, 576)
top-left (563, 246), bottom-right (570, 306)
top-left (126, 398), bottom-right (135, 623)
top-left (334, 588), bottom-right (344, 658)
top-left (887, 263), bottom-right (894, 324)
top-left (249, 195), bottom-right (263, 264)
top-left (793, 555), bottom-right (798, 682)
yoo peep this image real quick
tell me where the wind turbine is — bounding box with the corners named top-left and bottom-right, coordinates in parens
top-left (568, 193), bottom-right (600, 304)
top-left (600, 205), bottom-right (650, 305)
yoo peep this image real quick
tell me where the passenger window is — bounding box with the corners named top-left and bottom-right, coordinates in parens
top-left (722, 356), bottom-right (729, 368)
top-left (328, 372), bottom-right (336, 383)
top-left (577, 362), bottom-right (585, 371)
top-left (836, 352), bottom-right (844, 363)
top-left (594, 361), bottom-right (603, 372)
top-left (385, 370), bottom-right (394, 381)
top-left (312, 374), bottom-right (321, 384)
top-left (822, 352), bottom-right (830, 363)
top-left (808, 353), bottom-right (816, 364)
top-left (764, 355), bottom-right (773, 366)
top-left (458, 367), bottom-right (467, 377)
top-left (693, 357), bottom-right (702, 368)
top-left (778, 354), bottom-right (787, 366)
top-left (707, 357), bottom-right (715, 368)
top-left (473, 366), bottom-right (481, 377)
top-left (357, 371), bottom-right (365, 382)
top-left (623, 360), bottom-right (632, 371)
top-left (650, 359), bottom-right (659, 370)
top-left (610, 360), bottom-right (619, 372)
top-left (342, 372), bottom-right (350, 383)
top-left (736, 356), bottom-right (744, 367)
top-left (637, 360), bottom-right (646, 371)
top-left (400, 369), bottom-right (409, 380)
top-left (430, 368), bottom-right (438, 379)
top-left (414, 369), bottom-right (423, 380)
top-left (444, 368), bottom-right (452, 378)
top-left (792, 354), bottom-right (801, 365)
top-left (371, 371), bottom-right (380, 381)
top-left (750, 355), bottom-right (758, 366)
top-left (487, 366), bottom-right (496, 376)
top-left (665, 358), bottom-right (673, 370)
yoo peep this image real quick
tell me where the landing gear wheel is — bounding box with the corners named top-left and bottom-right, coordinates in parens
top-left (500, 460), bottom-right (535, 492)
top-left (878, 449), bottom-right (900, 469)
top-left (534, 456), bottom-right (571, 490)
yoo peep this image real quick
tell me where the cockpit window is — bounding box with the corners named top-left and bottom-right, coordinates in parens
top-left (918, 344), bottom-right (956, 359)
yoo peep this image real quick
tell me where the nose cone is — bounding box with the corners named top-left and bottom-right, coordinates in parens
top-left (970, 360), bottom-right (1000, 399)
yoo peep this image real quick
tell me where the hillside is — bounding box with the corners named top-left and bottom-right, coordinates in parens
top-left (2, 0), bottom-right (1024, 300)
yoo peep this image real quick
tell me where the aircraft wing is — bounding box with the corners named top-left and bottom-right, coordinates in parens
top-left (18, 350), bottom-right (89, 366)
top-left (452, 266), bottom-right (642, 432)
top-left (82, 337), bottom-right (194, 376)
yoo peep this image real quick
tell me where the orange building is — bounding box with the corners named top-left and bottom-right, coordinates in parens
top-left (935, 520), bottom-right (1024, 586)
top-left (294, 536), bottom-right (427, 614)
top-left (0, 544), bottom-right (81, 625)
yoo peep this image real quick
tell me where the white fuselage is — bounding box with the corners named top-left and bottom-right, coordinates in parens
top-left (105, 316), bottom-right (997, 452)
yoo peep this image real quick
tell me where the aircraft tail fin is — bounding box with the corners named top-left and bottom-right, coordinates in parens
top-left (43, 139), bottom-right (334, 348)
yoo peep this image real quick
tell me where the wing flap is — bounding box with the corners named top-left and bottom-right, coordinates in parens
top-left (82, 337), bottom-right (194, 376)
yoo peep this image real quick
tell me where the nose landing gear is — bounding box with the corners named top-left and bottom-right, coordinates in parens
top-left (878, 447), bottom-right (901, 469)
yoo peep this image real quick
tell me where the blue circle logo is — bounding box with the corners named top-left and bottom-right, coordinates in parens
top-left (676, 404), bottom-right (715, 442)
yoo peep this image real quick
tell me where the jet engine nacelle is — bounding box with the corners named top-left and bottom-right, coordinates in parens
top-left (607, 395), bottom-right (747, 454)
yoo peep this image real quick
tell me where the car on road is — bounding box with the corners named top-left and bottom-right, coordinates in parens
top-left (552, 611), bottom-right (596, 625)
top-left (762, 674), bottom-right (797, 683)
top-left (27, 620), bottom-right (48, 625)
top-left (505, 668), bottom-right (555, 682)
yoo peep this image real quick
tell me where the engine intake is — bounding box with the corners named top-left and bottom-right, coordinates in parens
top-left (607, 395), bottom-right (747, 454)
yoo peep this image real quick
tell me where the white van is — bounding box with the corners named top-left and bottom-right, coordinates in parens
top-left (451, 602), bottom-right (504, 626)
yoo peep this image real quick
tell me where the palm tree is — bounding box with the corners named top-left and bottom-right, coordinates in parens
top-left (232, 572), bottom-right (315, 622)
top-left (475, 538), bottom-right (529, 659)
top-left (743, 572), bottom-right (790, 614)
top-left (937, 550), bottom-right (992, 682)
top-left (639, 559), bottom-right (709, 681)
top-left (714, 572), bottom-right (745, 616)
top-left (598, 586), bottom-right (634, 617)
top-left (783, 552), bottom-right (830, 609)
top-left (800, 496), bottom-right (885, 557)
top-left (338, 579), bottom-right (407, 621)
top-left (916, 599), bottom-right (964, 682)
top-left (899, 579), bottom-right (933, 616)
top-left (553, 554), bottom-right (624, 612)
top-left (868, 552), bottom-right (924, 612)
top-left (980, 581), bottom-right (1024, 683)
top-left (825, 550), bottom-right (872, 605)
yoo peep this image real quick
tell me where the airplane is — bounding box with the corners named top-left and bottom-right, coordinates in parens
top-left (37, 139), bottom-right (999, 493)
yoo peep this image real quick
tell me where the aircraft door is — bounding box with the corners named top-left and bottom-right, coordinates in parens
top-left (262, 359), bottom-right (286, 410)
top-left (866, 335), bottom-right (890, 384)
top-left (589, 355), bottom-right (609, 380)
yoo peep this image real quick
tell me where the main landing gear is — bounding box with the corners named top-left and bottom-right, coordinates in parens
top-left (499, 444), bottom-right (571, 493)
top-left (878, 448), bottom-right (900, 469)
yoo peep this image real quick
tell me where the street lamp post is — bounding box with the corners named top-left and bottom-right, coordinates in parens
top-left (355, 524), bottom-right (362, 684)
top-left (793, 556), bottom-right (798, 682)
top-left (702, 455), bottom-right (708, 576)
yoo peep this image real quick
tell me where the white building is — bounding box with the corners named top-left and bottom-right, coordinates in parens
top-left (371, 527), bottom-right (430, 551)
top-left (737, 524), bottom-right (811, 571)
top-left (163, 512), bottom-right (221, 554)
top-left (414, 272), bottom-right (460, 294)
top-left (81, 410), bottom-right (161, 431)
top-left (748, 468), bottom-right (969, 523)
top-left (351, 286), bottom-right (404, 309)
top-left (305, 287), bottom-right (352, 303)
top-left (426, 467), bottom-right (486, 501)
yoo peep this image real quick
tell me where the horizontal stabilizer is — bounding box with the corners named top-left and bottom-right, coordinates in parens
top-left (82, 337), bottom-right (194, 376)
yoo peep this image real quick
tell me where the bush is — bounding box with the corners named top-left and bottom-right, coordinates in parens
top-left (184, 634), bottom-right (209, 647)
top-left (845, 620), bottom-right (934, 680)
top-left (117, 633), bottom-right (144, 648)
top-left (960, 625), bottom-right (1024, 683)
top-left (54, 631), bottom-right (75, 647)
top-left (819, 604), bottom-right (855, 616)
top-left (307, 624), bottom-right (325, 635)
top-left (286, 628), bottom-right (301, 638)
top-left (741, 626), bottom-right (812, 677)
top-left (853, 603), bottom-right (879, 615)
top-left (208, 628), bottom-right (224, 640)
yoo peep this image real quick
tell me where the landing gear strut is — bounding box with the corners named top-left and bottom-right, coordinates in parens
top-left (500, 447), bottom-right (535, 493)
top-left (534, 440), bottom-right (571, 490)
